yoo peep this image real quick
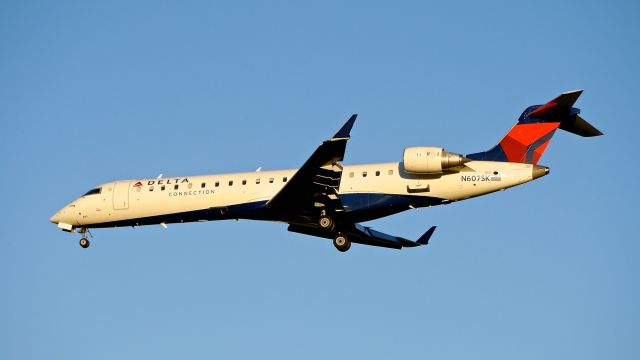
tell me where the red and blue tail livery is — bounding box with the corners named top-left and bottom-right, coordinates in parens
top-left (467, 90), bottom-right (602, 164)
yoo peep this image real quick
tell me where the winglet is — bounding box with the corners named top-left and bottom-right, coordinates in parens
top-left (416, 226), bottom-right (437, 245)
top-left (332, 114), bottom-right (358, 139)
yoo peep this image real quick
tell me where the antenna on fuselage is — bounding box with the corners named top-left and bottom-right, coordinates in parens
top-left (256, 167), bottom-right (262, 172)
top-left (157, 173), bottom-right (163, 178)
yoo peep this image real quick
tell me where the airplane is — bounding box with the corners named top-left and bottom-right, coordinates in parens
top-left (50, 90), bottom-right (602, 252)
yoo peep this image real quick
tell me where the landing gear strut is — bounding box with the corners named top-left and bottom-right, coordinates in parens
top-left (79, 228), bottom-right (90, 248)
top-left (333, 234), bottom-right (351, 252)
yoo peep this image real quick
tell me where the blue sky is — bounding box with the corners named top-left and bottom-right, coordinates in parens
top-left (1, 1), bottom-right (638, 359)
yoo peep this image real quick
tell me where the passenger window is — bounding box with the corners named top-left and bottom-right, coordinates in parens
top-left (174, 184), bottom-right (179, 190)
top-left (188, 183), bottom-right (193, 189)
top-left (149, 186), bottom-right (154, 192)
top-left (349, 172), bottom-right (354, 178)
top-left (160, 185), bottom-right (165, 191)
top-left (242, 180), bottom-right (247, 185)
top-left (375, 171), bottom-right (380, 176)
top-left (136, 187), bottom-right (141, 192)
top-left (256, 179), bottom-right (261, 184)
top-left (283, 177), bottom-right (287, 182)
top-left (362, 171), bottom-right (367, 177)
top-left (215, 181), bottom-right (219, 187)
top-left (388, 170), bottom-right (394, 175)
top-left (201, 182), bottom-right (206, 188)
top-left (229, 180), bottom-right (233, 186)
top-left (269, 178), bottom-right (274, 183)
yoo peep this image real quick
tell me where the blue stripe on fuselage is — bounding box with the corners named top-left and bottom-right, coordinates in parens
top-left (84, 193), bottom-right (444, 229)
top-left (339, 193), bottom-right (445, 222)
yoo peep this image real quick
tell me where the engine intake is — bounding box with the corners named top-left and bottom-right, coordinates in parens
top-left (403, 147), bottom-right (470, 174)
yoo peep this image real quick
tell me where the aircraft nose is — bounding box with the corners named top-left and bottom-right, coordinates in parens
top-left (50, 211), bottom-right (61, 224)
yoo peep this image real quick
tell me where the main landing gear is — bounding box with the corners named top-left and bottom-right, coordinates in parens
top-left (79, 227), bottom-right (90, 248)
top-left (333, 234), bottom-right (351, 252)
top-left (317, 212), bottom-right (351, 252)
top-left (318, 215), bottom-right (335, 231)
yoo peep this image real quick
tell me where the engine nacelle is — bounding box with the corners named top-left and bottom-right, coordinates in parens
top-left (403, 147), bottom-right (470, 174)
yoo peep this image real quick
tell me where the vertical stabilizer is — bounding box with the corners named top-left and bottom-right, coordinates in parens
top-left (467, 90), bottom-right (602, 164)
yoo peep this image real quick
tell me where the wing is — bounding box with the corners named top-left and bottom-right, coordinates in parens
top-left (288, 223), bottom-right (437, 250)
top-left (266, 114), bottom-right (357, 216)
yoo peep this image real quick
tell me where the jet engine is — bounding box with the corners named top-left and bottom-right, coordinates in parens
top-left (403, 147), bottom-right (470, 174)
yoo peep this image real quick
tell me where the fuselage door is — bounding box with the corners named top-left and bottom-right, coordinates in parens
top-left (113, 181), bottom-right (130, 210)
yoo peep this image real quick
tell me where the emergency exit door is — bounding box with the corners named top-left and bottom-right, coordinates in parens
top-left (113, 182), bottom-right (130, 210)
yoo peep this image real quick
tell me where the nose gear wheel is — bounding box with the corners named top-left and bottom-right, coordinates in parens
top-left (78, 227), bottom-right (91, 248)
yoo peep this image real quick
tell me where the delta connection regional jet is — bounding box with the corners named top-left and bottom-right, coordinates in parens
top-left (51, 90), bottom-right (602, 252)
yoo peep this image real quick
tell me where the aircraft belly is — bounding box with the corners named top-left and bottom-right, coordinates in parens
top-left (85, 200), bottom-right (272, 228)
top-left (339, 192), bottom-right (444, 222)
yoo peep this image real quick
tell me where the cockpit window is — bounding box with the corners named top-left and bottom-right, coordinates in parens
top-left (83, 187), bottom-right (102, 196)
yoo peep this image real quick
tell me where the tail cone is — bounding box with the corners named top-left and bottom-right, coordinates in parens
top-left (532, 165), bottom-right (549, 180)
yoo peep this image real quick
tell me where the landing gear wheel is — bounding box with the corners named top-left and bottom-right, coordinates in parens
top-left (319, 215), bottom-right (334, 231)
top-left (333, 234), bottom-right (351, 252)
top-left (79, 238), bottom-right (90, 248)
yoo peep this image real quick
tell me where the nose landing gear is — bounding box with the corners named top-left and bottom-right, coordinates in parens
top-left (79, 237), bottom-right (90, 248)
top-left (78, 227), bottom-right (91, 248)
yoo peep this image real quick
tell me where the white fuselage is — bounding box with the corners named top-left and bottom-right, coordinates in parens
top-left (51, 160), bottom-right (540, 230)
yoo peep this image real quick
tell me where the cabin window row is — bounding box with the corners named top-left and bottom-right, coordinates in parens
top-left (348, 169), bottom-right (394, 178)
top-left (147, 177), bottom-right (289, 191)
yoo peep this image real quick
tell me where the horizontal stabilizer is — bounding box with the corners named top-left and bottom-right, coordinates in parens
top-left (525, 90), bottom-right (602, 137)
top-left (528, 89), bottom-right (583, 119)
top-left (558, 114), bottom-right (603, 137)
